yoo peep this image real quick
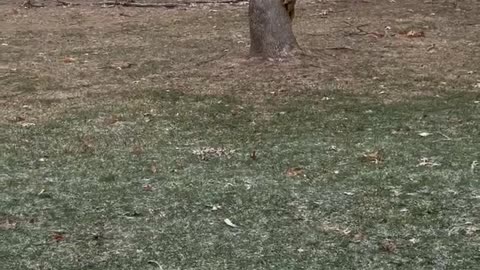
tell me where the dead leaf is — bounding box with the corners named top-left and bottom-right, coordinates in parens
top-left (0, 218), bottom-right (17, 230)
top-left (286, 167), bottom-right (305, 177)
top-left (361, 149), bottom-right (384, 164)
top-left (150, 161), bottom-right (158, 174)
top-left (8, 116), bottom-right (25, 123)
top-left (466, 225), bottom-right (479, 235)
top-left (380, 239), bottom-right (397, 253)
top-left (250, 150), bottom-right (257, 160)
top-left (20, 122), bottom-right (36, 127)
top-left (80, 136), bottom-right (95, 153)
top-left (193, 147), bottom-right (235, 160)
top-left (406, 30), bottom-right (425, 38)
top-left (417, 157), bottom-right (441, 167)
top-left (143, 184), bottom-right (154, 192)
top-left (63, 57), bottom-right (76, 63)
top-left (353, 232), bottom-right (367, 242)
top-left (111, 62), bottom-right (134, 70)
top-left (131, 145), bottom-right (144, 156)
top-left (103, 114), bottom-right (123, 125)
top-left (408, 238), bottom-right (419, 244)
top-left (52, 232), bottom-right (65, 242)
top-left (471, 160), bottom-right (478, 173)
top-left (224, 218), bottom-right (238, 228)
top-left (418, 132), bottom-right (432, 137)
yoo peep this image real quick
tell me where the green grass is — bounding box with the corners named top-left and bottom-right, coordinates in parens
top-left (1, 90), bottom-right (479, 269)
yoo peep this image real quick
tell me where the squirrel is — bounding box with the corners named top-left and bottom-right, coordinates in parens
top-left (284, 0), bottom-right (297, 20)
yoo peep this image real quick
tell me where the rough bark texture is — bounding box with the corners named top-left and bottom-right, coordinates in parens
top-left (249, 0), bottom-right (299, 58)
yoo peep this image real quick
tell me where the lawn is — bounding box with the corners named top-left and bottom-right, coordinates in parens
top-left (1, 0), bottom-right (480, 269)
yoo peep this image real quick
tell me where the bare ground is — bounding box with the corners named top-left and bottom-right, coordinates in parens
top-left (1, 0), bottom-right (479, 123)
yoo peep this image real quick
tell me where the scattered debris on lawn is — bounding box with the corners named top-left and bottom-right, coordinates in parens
top-left (418, 132), bottom-right (432, 137)
top-left (0, 218), bottom-right (17, 230)
top-left (286, 167), bottom-right (306, 177)
top-left (471, 160), bottom-right (478, 173)
top-left (250, 150), bottom-right (257, 160)
top-left (380, 239), bottom-right (397, 253)
top-left (404, 30), bottom-right (426, 38)
top-left (143, 184), bottom-right (154, 191)
top-left (193, 147), bottom-right (235, 160)
top-left (51, 231), bottom-right (65, 242)
top-left (361, 149), bottom-right (384, 164)
top-left (417, 157), bottom-right (441, 167)
top-left (223, 218), bottom-right (238, 228)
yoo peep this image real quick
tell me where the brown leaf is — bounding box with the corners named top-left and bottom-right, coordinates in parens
top-left (8, 116), bottom-right (26, 123)
top-left (361, 149), bottom-right (384, 164)
top-left (380, 239), bottom-right (397, 253)
top-left (286, 167), bottom-right (305, 177)
top-left (80, 136), bottom-right (95, 153)
top-left (131, 145), bottom-right (144, 156)
top-left (0, 218), bottom-right (17, 230)
top-left (52, 232), bottom-right (65, 242)
top-left (405, 30), bottom-right (425, 38)
top-left (63, 57), bottom-right (76, 63)
top-left (150, 161), bottom-right (158, 174)
top-left (103, 114), bottom-right (123, 125)
top-left (352, 232), bottom-right (367, 242)
top-left (250, 150), bottom-right (257, 160)
top-left (143, 184), bottom-right (154, 192)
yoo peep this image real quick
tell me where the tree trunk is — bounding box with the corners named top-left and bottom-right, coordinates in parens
top-left (249, 0), bottom-right (299, 58)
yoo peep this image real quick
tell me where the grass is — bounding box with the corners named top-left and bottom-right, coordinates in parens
top-left (1, 0), bottom-right (480, 269)
top-left (2, 91), bottom-right (480, 269)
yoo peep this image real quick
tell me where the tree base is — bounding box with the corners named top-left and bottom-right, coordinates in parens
top-left (248, 0), bottom-right (299, 59)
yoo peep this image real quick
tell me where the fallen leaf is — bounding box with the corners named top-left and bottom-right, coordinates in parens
top-left (286, 167), bottom-right (305, 177)
top-left (361, 149), bottom-right (384, 164)
top-left (193, 147), bottom-right (235, 160)
top-left (52, 232), bottom-right (65, 242)
top-left (150, 161), bottom-right (158, 174)
top-left (466, 225), bottom-right (479, 235)
top-left (250, 150), bottom-right (257, 160)
top-left (143, 184), bottom-right (154, 191)
top-left (380, 239), bottom-right (397, 253)
top-left (80, 136), bottom-right (95, 153)
top-left (353, 232), bottom-right (367, 242)
top-left (418, 132), bottom-right (432, 137)
top-left (471, 160), bottom-right (478, 173)
top-left (103, 114), bottom-right (123, 125)
top-left (20, 122), bottom-right (36, 127)
top-left (0, 219), bottom-right (17, 230)
top-left (224, 218), bottom-right (238, 228)
top-left (8, 116), bottom-right (25, 122)
top-left (417, 157), bottom-right (441, 167)
top-left (408, 238), bottom-right (419, 244)
top-left (131, 145), bottom-right (144, 156)
top-left (405, 30), bottom-right (425, 38)
top-left (63, 57), bottom-right (76, 63)
top-left (112, 62), bottom-right (134, 70)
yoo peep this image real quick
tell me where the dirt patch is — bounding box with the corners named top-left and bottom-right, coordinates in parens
top-left (1, 0), bottom-right (479, 123)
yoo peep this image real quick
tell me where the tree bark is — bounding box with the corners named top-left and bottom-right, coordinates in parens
top-left (248, 0), bottom-right (299, 58)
